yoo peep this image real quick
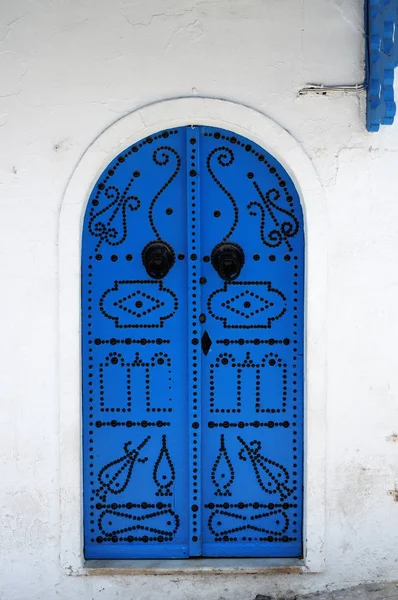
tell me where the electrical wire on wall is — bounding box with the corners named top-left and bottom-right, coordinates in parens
top-left (298, 82), bottom-right (366, 96)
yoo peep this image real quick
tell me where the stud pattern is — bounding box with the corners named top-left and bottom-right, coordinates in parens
top-left (100, 280), bottom-right (178, 328)
top-left (150, 147), bottom-right (181, 240)
top-left (206, 147), bottom-right (238, 241)
top-left (186, 129), bottom-right (202, 555)
top-left (200, 127), bottom-right (303, 558)
top-left (208, 281), bottom-right (286, 329)
top-left (211, 434), bottom-right (235, 496)
top-left (82, 126), bottom-right (304, 560)
top-left (247, 175), bottom-right (299, 251)
top-left (98, 351), bottom-right (173, 414)
top-left (209, 351), bottom-right (287, 415)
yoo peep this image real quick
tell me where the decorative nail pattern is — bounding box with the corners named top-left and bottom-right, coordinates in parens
top-left (82, 126), bottom-right (304, 559)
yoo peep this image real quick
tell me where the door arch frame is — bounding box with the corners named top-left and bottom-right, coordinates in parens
top-left (59, 97), bottom-right (327, 574)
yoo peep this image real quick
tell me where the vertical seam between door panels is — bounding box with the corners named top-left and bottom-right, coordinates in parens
top-left (187, 126), bottom-right (202, 556)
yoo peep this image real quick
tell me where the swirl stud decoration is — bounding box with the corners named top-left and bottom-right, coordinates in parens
top-left (207, 146), bottom-right (238, 241)
top-left (247, 175), bottom-right (299, 251)
top-left (89, 184), bottom-right (141, 250)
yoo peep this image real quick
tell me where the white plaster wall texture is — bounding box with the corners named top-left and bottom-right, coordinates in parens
top-left (0, 0), bottom-right (397, 598)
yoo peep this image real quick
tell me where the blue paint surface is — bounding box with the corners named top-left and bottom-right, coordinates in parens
top-left (82, 126), bottom-right (304, 559)
top-left (366, 0), bottom-right (398, 131)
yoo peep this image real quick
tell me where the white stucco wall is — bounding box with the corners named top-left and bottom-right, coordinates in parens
top-left (0, 1), bottom-right (397, 599)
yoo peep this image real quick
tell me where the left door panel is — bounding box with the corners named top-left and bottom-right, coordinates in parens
top-left (82, 129), bottom-right (189, 559)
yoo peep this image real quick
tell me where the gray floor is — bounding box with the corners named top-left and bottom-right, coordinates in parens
top-left (256, 583), bottom-right (398, 600)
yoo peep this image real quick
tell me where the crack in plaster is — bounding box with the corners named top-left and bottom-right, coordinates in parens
top-left (122, 7), bottom-right (197, 28)
top-left (3, 15), bottom-right (27, 28)
top-left (329, 144), bottom-right (398, 188)
top-left (330, 0), bottom-right (363, 34)
top-left (164, 19), bottom-right (204, 52)
top-left (0, 14), bottom-right (28, 43)
top-left (0, 51), bottom-right (28, 98)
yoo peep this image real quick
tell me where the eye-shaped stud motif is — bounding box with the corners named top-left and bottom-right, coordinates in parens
top-left (211, 242), bottom-right (245, 282)
top-left (142, 241), bottom-right (175, 280)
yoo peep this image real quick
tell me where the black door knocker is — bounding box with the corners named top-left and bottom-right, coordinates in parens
top-left (142, 241), bottom-right (175, 279)
top-left (211, 242), bottom-right (245, 281)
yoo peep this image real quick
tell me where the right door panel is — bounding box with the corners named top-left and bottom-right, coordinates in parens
top-left (198, 127), bottom-right (304, 558)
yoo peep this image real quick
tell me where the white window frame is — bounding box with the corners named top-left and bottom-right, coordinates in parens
top-left (59, 97), bottom-right (327, 575)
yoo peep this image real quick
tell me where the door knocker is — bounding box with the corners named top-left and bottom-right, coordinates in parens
top-left (142, 241), bottom-right (175, 280)
top-left (211, 242), bottom-right (245, 281)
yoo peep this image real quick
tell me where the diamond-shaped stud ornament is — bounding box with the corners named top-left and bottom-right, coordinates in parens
top-left (201, 330), bottom-right (212, 356)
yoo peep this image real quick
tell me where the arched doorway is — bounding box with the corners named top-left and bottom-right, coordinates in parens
top-left (82, 125), bottom-right (304, 560)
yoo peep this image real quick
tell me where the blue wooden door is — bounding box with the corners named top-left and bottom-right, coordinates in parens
top-left (82, 126), bottom-right (304, 560)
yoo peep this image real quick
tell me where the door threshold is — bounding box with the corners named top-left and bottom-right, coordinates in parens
top-left (84, 557), bottom-right (304, 574)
